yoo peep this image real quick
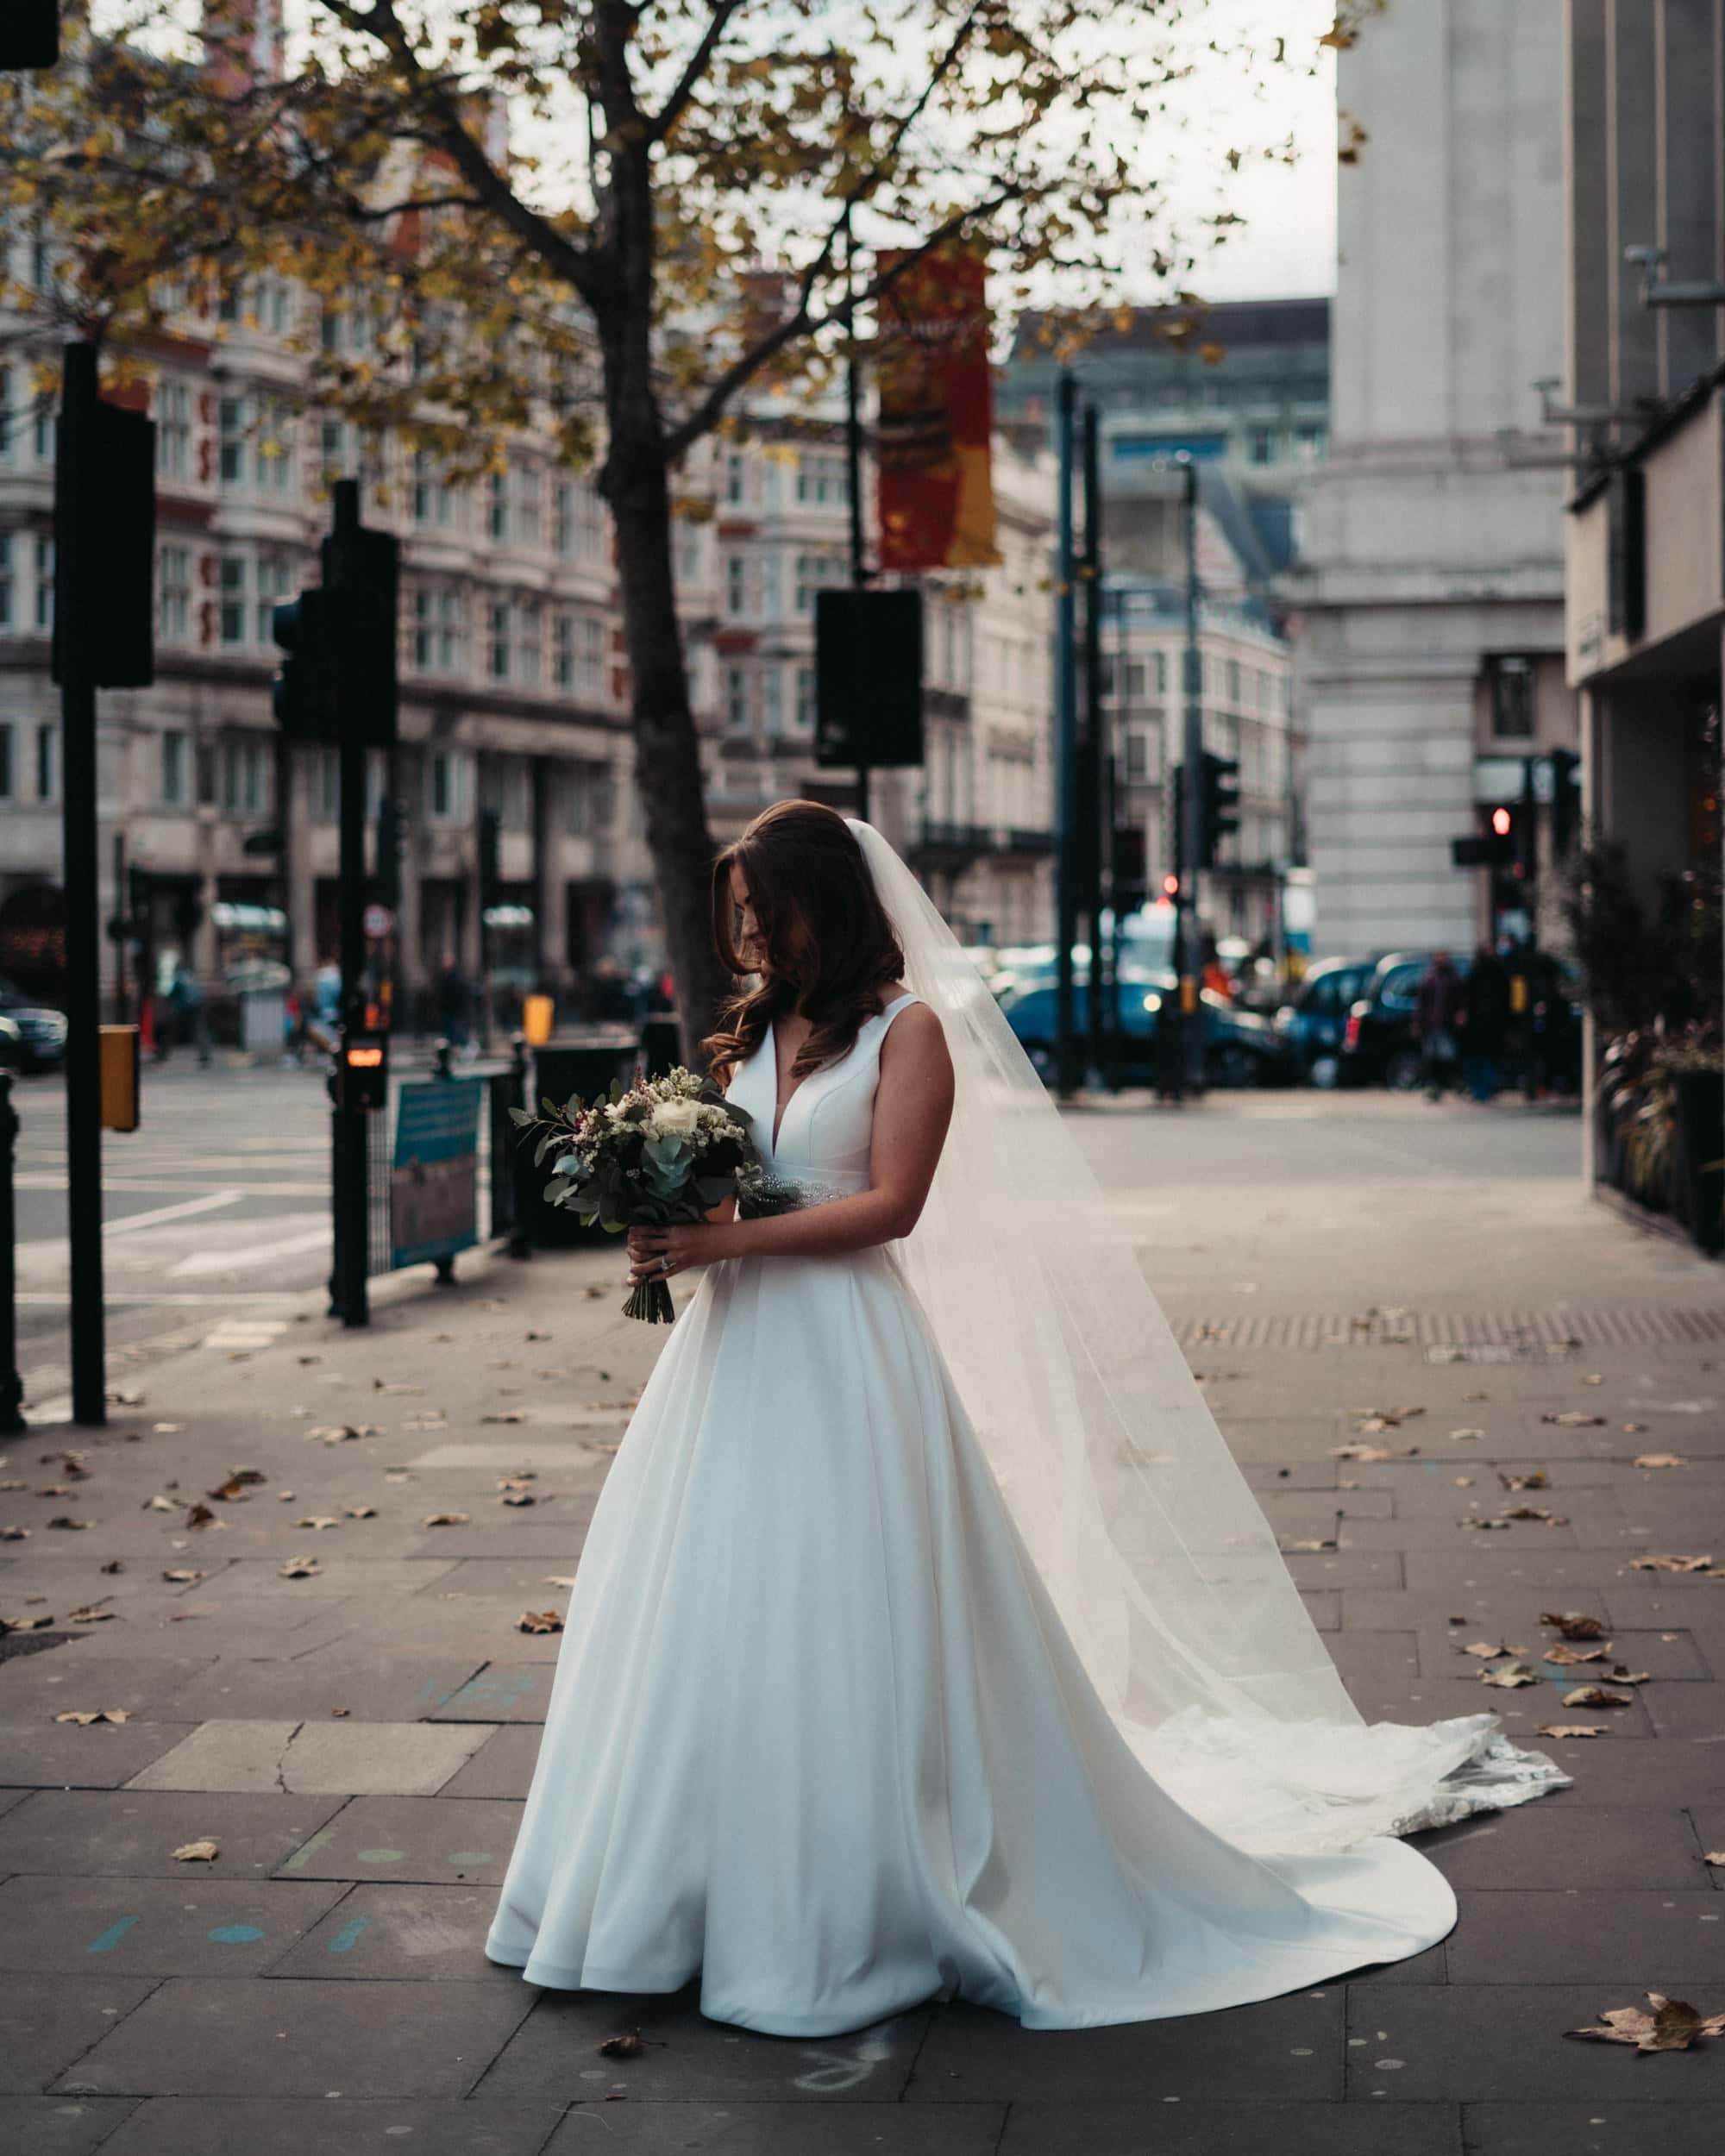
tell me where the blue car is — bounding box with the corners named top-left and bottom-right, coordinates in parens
top-left (1000, 975), bottom-right (1289, 1089)
top-left (1271, 958), bottom-right (1375, 1089)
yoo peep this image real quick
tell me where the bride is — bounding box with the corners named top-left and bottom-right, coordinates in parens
top-left (485, 799), bottom-right (1565, 2036)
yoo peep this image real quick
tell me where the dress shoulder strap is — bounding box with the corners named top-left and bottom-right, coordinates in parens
top-left (874, 991), bottom-right (924, 1043)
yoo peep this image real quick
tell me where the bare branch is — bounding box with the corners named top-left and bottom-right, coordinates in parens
top-left (645, 0), bottom-right (748, 146)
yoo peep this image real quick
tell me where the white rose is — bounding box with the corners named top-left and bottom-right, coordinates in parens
top-left (649, 1097), bottom-right (699, 1139)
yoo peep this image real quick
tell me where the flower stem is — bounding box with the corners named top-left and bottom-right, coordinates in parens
top-left (621, 1278), bottom-right (676, 1324)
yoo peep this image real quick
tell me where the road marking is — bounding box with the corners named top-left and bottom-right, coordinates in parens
top-left (169, 1220), bottom-right (331, 1278)
top-left (18, 1189), bottom-right (246, 1244)
top-left (16, 1291), bottom-right (308, 1307)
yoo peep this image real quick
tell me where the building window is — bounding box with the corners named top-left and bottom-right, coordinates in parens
top-left (565, 761), bottom-right (604, 836)
top-left (34, 398), bottom-right (55, 463)
top-left (488, 471), bottom-right (509, 542)
top-left (516, 467), bottom-right (542, 550)
top-left (1247, 425), bottom-right (1276, 465)
top-left (796, 665), bottom-right (815, 730)
top-left (762, 666), bottom-right (782, 736)
top-left (160, 729), bottom-right (186, 806)
top-left (552, 613), bottom-right (574, 689)
top-left (254, 554), bottom-right (291, 645)
top-left (724, 451), bottom-right (745, 506)
top-left (254, 399), bottom-right (292, 492)
top-left (1152, 649), bottom-right (1168, 696)
top-left (0, 366), bottom-right (11, 464)
top-left (487, 600), bottom-right (511, 680)
top-left (218, 555), bottom-right (247, 645)
top-left (217, 396), bottom-right (247, 485)
top-left (427, 748), bottom-right (471, 823)
top-left (724, 664), bottom-right (750, 729)
top-left (796, 452), bottom-right (847, 505)
top-left (413, 451), bottom-right (453, 526)
top-left (724, 553), bottom-right (748, 617)
top-left (1487, 655), bottom-right (1536, 740)
top-left (157, 544), bottom-right (191, 642)
top-left (222, 736), bottom-right (269, 815)
top-left (156, 379), bottom-right (191, 480)
top-left (1295, 423), bottom-right (1327, 461)
top-left (308, 745), bottom-right (339, 820)
top-left (519, 601), bottom-right (542, 686)
top-left (0, 531), bottom-right (11, 627)
top-left (1226, 658), bottom-right (1242, 705)
top-left (412, 587), bottom-right (462, 674)
top-left (33, 536), bottom-right (53, 630)
top-left (794, 551), bottom-right (844, 614)
top-left (36, 722), bottom-right (56, 801)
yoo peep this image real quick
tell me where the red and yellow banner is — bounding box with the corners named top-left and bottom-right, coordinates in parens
top-left (875, 243), bottom-right (1000, 573)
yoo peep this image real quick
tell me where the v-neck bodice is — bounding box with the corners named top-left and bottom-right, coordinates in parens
top-left (727, 993), bottom-right (923, 1196)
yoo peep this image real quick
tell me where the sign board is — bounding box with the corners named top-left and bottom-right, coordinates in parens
top-left (363, 903), bottom-right (395, 940)
top-left (390, 1078), bottom-right (482, 1271)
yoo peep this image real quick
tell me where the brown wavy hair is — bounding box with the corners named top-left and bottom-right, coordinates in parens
top-left (701, 800), bottom-right (906, 1089)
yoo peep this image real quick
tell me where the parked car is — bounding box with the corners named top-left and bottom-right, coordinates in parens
top-left (1338, 952), bottom-right (1455, 1091)
top-left (1000, 975), bottom-right (1291, 1089)
top-left (1273, 959), bottom-right (1376, 1088)
top-left (0, 1012), bottom-right (23, 1075)
top-left (0, 976), bottom-right (68, 1072)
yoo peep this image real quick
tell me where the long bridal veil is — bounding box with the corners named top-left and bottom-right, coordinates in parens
top-left (845, 816), bottom-right (1567, 1855)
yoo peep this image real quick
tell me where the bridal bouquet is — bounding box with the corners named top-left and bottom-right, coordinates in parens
top-left (511, 1067), bottom-right (793, 1323)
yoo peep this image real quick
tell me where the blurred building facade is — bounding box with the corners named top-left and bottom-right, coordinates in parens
top-left (1291, 1), bottom-right (1579, 962)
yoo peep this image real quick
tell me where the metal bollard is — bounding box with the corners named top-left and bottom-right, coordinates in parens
top-left (432, 1037), bottom-right (454, 1081)
top-left (0, 1073), bottom-right (23, 1434)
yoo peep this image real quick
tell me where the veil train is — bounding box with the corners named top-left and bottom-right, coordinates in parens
top-left (846, 815), bottom-right (1568, 1856)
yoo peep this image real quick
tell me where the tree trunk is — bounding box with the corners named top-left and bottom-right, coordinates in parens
top-left (605, 445), bottom-right (732, 1070)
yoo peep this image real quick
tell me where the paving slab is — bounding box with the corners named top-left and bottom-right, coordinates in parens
top-left (996, 2102), bottom-right (1461, 2155)
top-left (1643, 1686), bottom-right (1725, 1742)
top-left (1, 1974), bottom-right (160, 2095)
top-left (1297, 1589), bottom-right (1340, 1632)
top-left (126, 1718), bottom-right (497, 1796)
top-left (0, 1719), bottom-right (200, 1789)
top-left (422, 1557), bottom-right (587, 1598)
top-left (0, 1872), bottom-right (348, 1976)
top-left (0, 1653), bottom-right (218, 1720)
top-left (1404, 1551), bottom-right (1626, 1594)
top-left (1280, 1551), bottom-right (1405, 1589)
top-left (436, 1665), bottom-right (554, 1723)
top-left (902, 1993), bottom-right (1344, 2103)
top-left (434, 1722), bottom-right (542, 1798)
top-left (1505, 1741), bottom-right (1725, 1805)
top-left (172, 1559), bottom-right (463, 1608)
top-left (1461, 2102), bottom-right (1725, 2155)
top-left (273, 1793), bottom-right (522, 1883)
top-left (1411, 1802), bottom-right (1707, 1890)
top-left (1446, 1889), bottom-right (1725, 1982)
top-left (97, 2096), bottom-right (563, 2156)
top-left (1333, 1516), bottom-right (1581, 1552)
top-left (155, 1654), bottom-right (486, 1723)
top-left (1603, 1585), bottom-right (1725, 1631)
top-left (0, 2096), bottom-right (141, 2154)
top-left (476, 1984), bottom-right (930, 2105)
top-left (265, 1883), bottom-right (518, 1980)
top-left (1345, 1984), bottom-right (1725, 2101)
top-left (0, 1788), bottom-right (347, 1877)
top-left (51, 1976), bottom-right (535, 2099)
top-left (1414, 1625), bottom-right (1710, 1682)
top-left (546, 2103), bottom-right (1007, 2153)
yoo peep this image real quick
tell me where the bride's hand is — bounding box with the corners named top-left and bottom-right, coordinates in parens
top-left (626, 1222), bottom-right (726, 1285)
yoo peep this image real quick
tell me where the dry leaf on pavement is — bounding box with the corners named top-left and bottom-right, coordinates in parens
top-left (1705, 1852), bottom-right (1725, 1867)
top-left (46, 1516), bottom-right (92, 1531)
top-left (184, 1502), bottom-right (218, 1529)
top-left (1536, 1722), bottom-right (1609, 1738)
top-left (1543, 1643), bottom-right (1610, 1665)
top-left (1, 1612), bottom-right (54, 1632)
top-left (1461, 1639), bottom-right (1522, 1658)
top-left (518, 1609), bottom-right (564, 1633)
top-left (1543, 1411), bottom-right (1606, 1427)
top-left (161, 1568), bottom-right (204, 1583)
top-left (1561, 1685), bottom-right (1635, 1708)
top-left (423, 1512), bottom-right (470, 1526)
top-left (307, 1425), bottom-right (380, 1444)
top-left (1450, 1427), bottom-right (1485, 1439)
top-left (1542, 1610), bottom-right (1608, 1639)
top-left (1281, 1537), bottom-right (1337, 1552)
top-left (598, 2033), bottom-right (647, 2058)
top-left (66, 1606), bottom-right (116, 1624)
top-left (482, 1411), bottom-right (527, 1425)
top-left (172, 1839), bottom-right (219, 1862)
top-left (1630, 1554), bottom-right (1715, 1573)
top-left (343, 1504), bottom-right (377, 1520)
top-left (1499, 1506), bottom-right (1568, 1524)
top-left (1634, 1453), bottom-right (1686, 1470)
top-left (1567, 1994), bottom-right (1725, 2053)
top-left (279, 1556), bottom-right (322, 1578)
top-left (292, 1517), bottom-right (342, 1531)
top-left (1499, 1470), bottom-right (1550, 1491)
top-left (53, 1708), bottom-right (131, 1725)
top-left (543, 1575), bottom-right (576, 1588)
top-left (1480, 1661), bottom-right (1539, 1689)
top-left (0, 1526), bottom-right (29, 1540)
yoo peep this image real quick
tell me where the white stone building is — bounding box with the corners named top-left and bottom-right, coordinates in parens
top-left (1290, 1), bottom-right (1579, 962)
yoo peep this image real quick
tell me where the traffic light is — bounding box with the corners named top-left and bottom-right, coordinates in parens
top-left (0, 1), bottom-right (58, 69)
top-left (271, 481), bottom-right (398, 748)
top-left (814, 589), bottom-right (924, 769)
top-left (1113, 824), bottom-right (1148, 913)
top-left (1550, 747), bottom-right (1581, 858)
top-left (1197, 751), bottom-right (1240, 868)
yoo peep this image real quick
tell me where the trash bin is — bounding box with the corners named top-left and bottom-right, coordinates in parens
top-left (514, 1033), bottom-right (641, 1249)
top-left (241, 988), bottom-right (286, 1056)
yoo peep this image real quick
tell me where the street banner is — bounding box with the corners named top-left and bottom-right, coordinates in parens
top-left (390, 1077), bottom-right (482, 1270)
top-left (875, 243), bottom-right (1000, 572)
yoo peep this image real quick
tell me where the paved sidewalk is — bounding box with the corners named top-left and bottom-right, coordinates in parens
top-left (3, 1098), bottom-right (1724, 2153)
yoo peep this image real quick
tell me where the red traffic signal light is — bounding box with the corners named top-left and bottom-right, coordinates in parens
top-left (1491, 806), bottom-right (1512, 837)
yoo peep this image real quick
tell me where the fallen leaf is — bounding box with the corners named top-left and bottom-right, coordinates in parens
top-left (1, 1612), bottom-right (54, 1632)
top-left (0, 1526), bottom-right (30, 1540)
top-left (161, 1568), bottom-right (204, 1583)
top-left (1630, 1554), bottom-right (1714, 1573)
top-left (100, 1560), bottom-right (123, 1575)
top-left (1461, 1639), bottom-right (1521, 1659)
top-left (1480, 1661), bottom-right (1539, 1689)
top-left (543, 1575), bottom-right (576, 1587)
top-left (53, 1708), bottom-right (131, 1725)
top-left (1566, 1993), bottom-right (1725, 2053)
top-left (1705, 1852), bottom-right (1725, 1867)
top-left (307, 1425), bottom-right (380, 1444)
top-left (172, 1839), bottom-right (220, 1862)
top-left (343, 1504), bottom-right (377, 1520)
top-left (35, 1483), bottom-right (73, 1497)
top-left (1542, 1610), bottom-right (1608, 1639)
top-left (1282, 1537), bottom-right (1337, 1552)
top-left (1603, 1666), bottom-right (1652, 1685)
top-left (423, 1512), bottom-right (470, 1527)
top-left (142, 1494), bottom-right (177, 1513)
top-left (46, 1515), bottom-right (92, 1531)
top-left (185, 1502), bottom-right (218, 1529)
top-left (499, 1492), bottom-right (537, 1507)
top-left (66, 1606), bottom-right (116, 1624)
top-left (1462, 1518), bottom-right (1515, 1531)
top-left (1536, 1722), bottom-right (1610, 1738)
top-left (206, 1476), bottom-right (254, 1503)
top-left (1452, 1476), bottom-right (1475, 1489)
top-left (1352, 1406), bottom-right (1425, 1429)
top-left (373, 1380), bottom-right (424, 1395)
top-left (1543, 1643), bottom-right (1610, 1665)
top-left (1543, 1411), bottom-right (1606, 1427)
top-left (152, 1421), bottom-right (183, 1433)
top-left (292, 1517), bottom-right (342, 1531)
top-left (524, 1330), bottom-right (550, 1342)
top-left (1561, 1685), bottom-right (1635, 1708)
top-left (1634, 1454), bottom-right (1686, 1470)
top-left (1499, 1470), bottom-right (1550, 1491)
top-left (1331, 1443), bottom-right (1402, 1463)
top-left (599, 2033), bottom-right (646, 2059)
top-left (279, 1556), bottom-right (322, 1578)
top-left (518, 1608), bottom-right (564, 1633)
top-left (482, 1411), bottom-right (527, 1425)
top-left (1499, 1505), bottom-right (1568, 1524)
top-left (105, 1388), bottom-right (144, 1407)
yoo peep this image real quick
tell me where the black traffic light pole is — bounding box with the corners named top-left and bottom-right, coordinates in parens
top-left (842, 202), bottom-right (872, 825)
top-left (1080, 399), bottom-right (1108, 1089)
top-left (1053, 371), bottom-right (1080, 1097)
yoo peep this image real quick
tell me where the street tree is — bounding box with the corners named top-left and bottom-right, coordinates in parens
top-left (3, 0), bottom-right (1324, 1055)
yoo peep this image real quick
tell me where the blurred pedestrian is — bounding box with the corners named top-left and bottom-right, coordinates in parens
top-left (436, 950), bottom-right (472, 1049)
top-left (1458, 943), bottom-right (1511, 1102)
top-left (587, 955), bottom-right (637, 1024)
top-left (1414, 950), bottom-right (1463, 1100)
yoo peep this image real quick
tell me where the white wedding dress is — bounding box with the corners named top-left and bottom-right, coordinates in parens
top-left (484, 981), bottom-right (1561, 2035)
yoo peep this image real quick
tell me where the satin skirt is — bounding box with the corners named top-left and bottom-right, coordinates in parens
top-left (484, 1246), bottom-right (1456, 2035)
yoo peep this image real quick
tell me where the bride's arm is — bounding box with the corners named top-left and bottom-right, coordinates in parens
top-left (626, 1006), bottom-right (954, 1277)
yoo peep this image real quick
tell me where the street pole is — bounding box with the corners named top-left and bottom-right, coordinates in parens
top-left (57, 345), bottom-right (107, 1426)
top-left (0, 1074), bottom-right (22, 1435)
top-left (843, 201), bottom-right (872, 825)
top-left (1180, 454), bottom-right (1205, 1093)
top-left (111, 832), bottom-right (128, 1025)
top-left (328, 480), bottom-right (371, 1329)
top-left (1080, 399), bottom-right (1107, 1088)
top-left (1054, 370), bottom-right (1079, 1096)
